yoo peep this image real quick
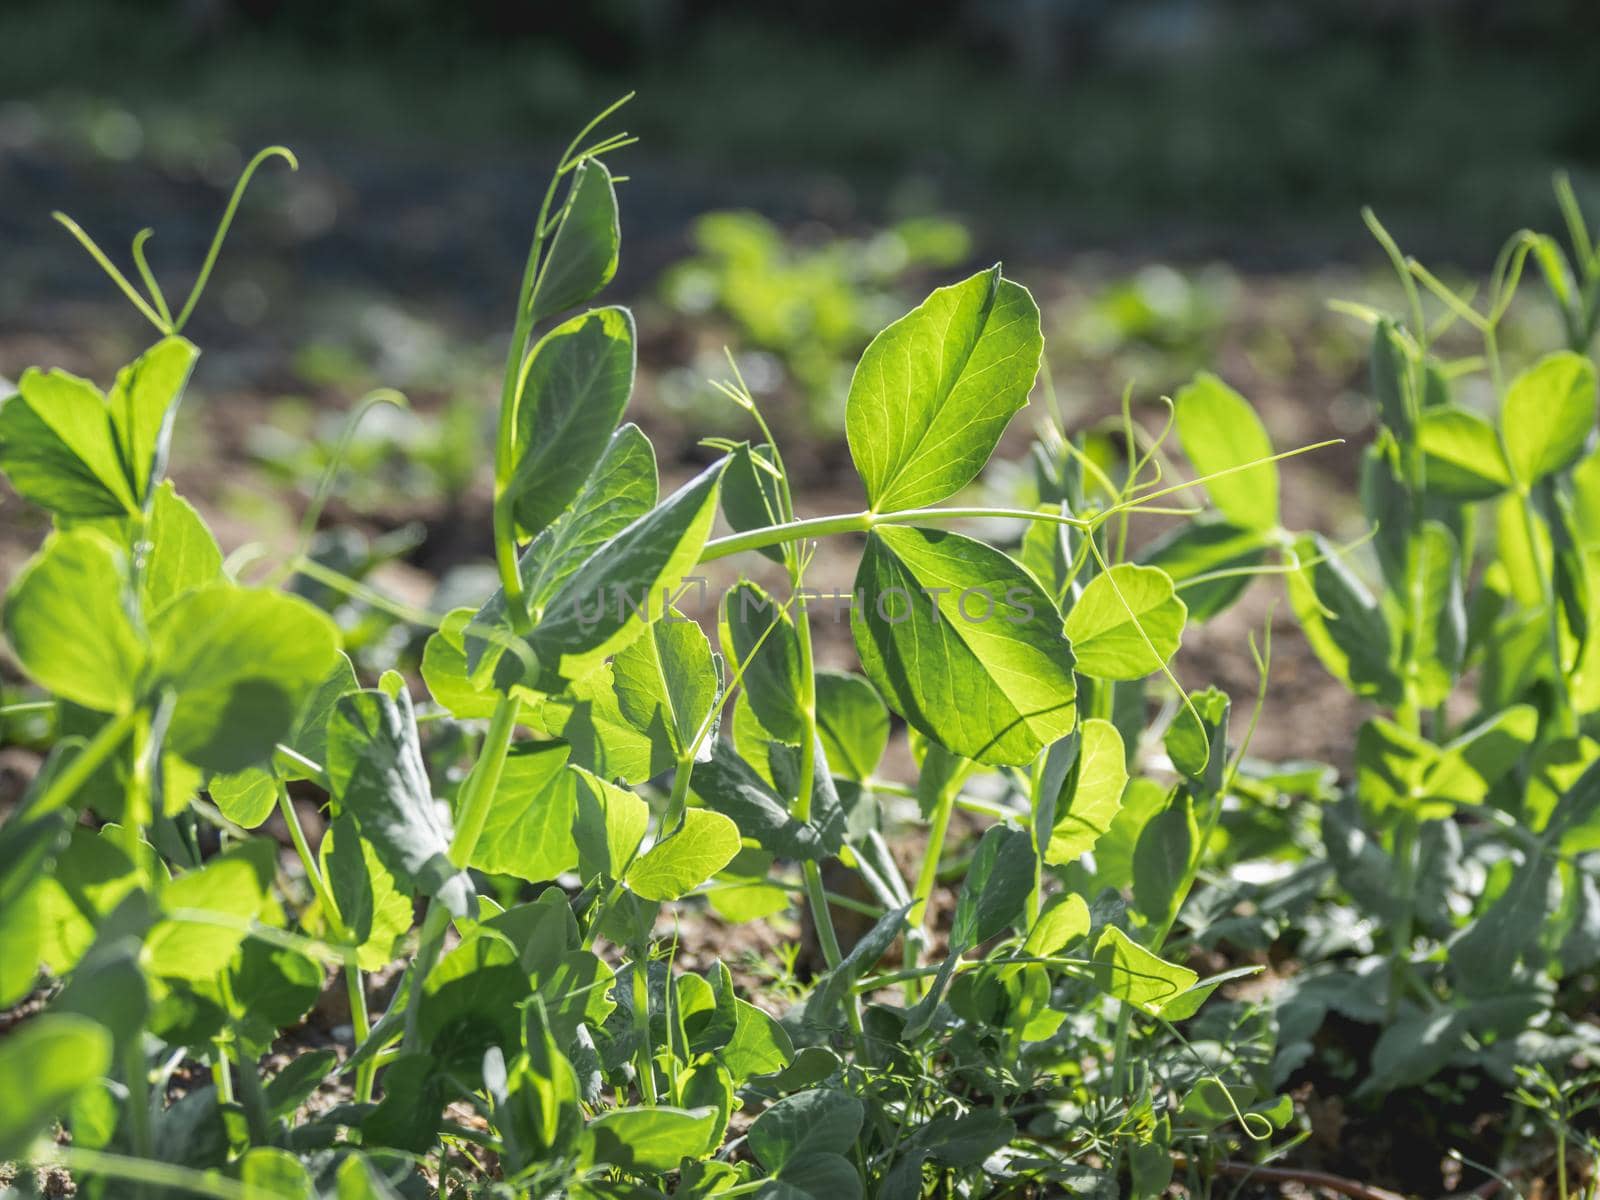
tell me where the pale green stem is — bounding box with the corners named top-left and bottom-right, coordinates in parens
top-left (277, 783), bottom-right (376, 1102)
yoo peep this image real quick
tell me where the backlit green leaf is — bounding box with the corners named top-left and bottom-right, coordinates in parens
top-left (532, 159), bottom-right (621, 324)
top-left (1045, 717), bottom-right (1127, 865)
top-left (1501, 351), bottom-right (1597, 486)
top-left (509, 306), bottom-right (636, 539)
top-left (0, 368), bottom-right (136, 517)
top-left (471, 741), bottom-right (578, 882)
top-left (814, 670), bottom-right (889, 781)
top-left (1064, 563), bottom-right (1185, 681)
top-left (527, 457), bottom-right (726, 679)
top-left (615, 610), bottom-right (720, 758)
top-left (149, 585), bottom-right (340, 772)
top-left (625, 808), bottom-right (742, 901)
top-left (1173, 372), bottom-right (1278, 530)
top-left (1419, 406), bottom-right (1511, 500)
top-left (3, 530), bottom-right (142, 712)
top-left (0, 1014), bottom-right (112, 1160)
top-left (846, 267), bottom-right (1042, 512)
top-left (852, 525), bottom-right (1076, 766)
top-left (1092, 925), bottom-right (1198, 1016)
top-left (721, 581), bottom-right (806, 744)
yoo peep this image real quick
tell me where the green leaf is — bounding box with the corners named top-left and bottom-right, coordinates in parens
top-left (814, 670), bottom-right (889, 781)
top-left (852, 525), bottom-right (1076, 766)
top-left (1451, 853), bottom-right (1557, 995)
top-left (1173, 372), bottom-right (1278, 530)
top-left (209, 769), bottom-right (277, 828)
top-left (582, 1105), bottom-right (719, 1174)
top-left (509, 306), bottom-right (636, 540)
top-left (239, 1148), bottom-right (315, 1199)
top-left (625, 808), bottom-right (742, 901)
top-left (1092, 925), bottom-right (1198, 1016)
top-left (145, 840), bottom-right (276, 980)
top-left (1132, 790), bottom-right (1197, 930)
top-left (1044, 718), bottom-right (1127, 865)
top-left (1064, 563), bottom-right (1185, 681)
top-left (615, 610), bottom-right (720, 757)
top-left (470, 741), bottom-right (578, 882)
top-left (723, 999), bottom-right (794, 1081)
top-left (749, 1089), bottom-right (864, 1172)
top-left (328, 689), bottom-right (476, 919)
top-left (954, 824), bottom-right (1035, 946)
top-left (106, 336), bottom-right (200, 503)
top-left (321, 814), bottom-right (412, 970)
top-left (469, 424), bottom-right (658, 682)
top-left (423, 609), bottom-right (508, 720)
top-left (1370, 320), bottom-right (1414, 437)
top-left (532, 159), bottom-right (620, 324)
top-left (141, 481), bottom-right (223, 615)
top-left (693, 740), bottom-right (845, 861)
top-left (773, 1152), bottom-right (863, 1200)
top-left (1409, 520), bottom-right (1467, 709)
top-left (721, 581), bottom-right (806, 744)
top-left (721, 442), bottom-right (786, 564)
top-left (0, 1014), bottom-right (113, 1160)
top-left (1024, 892), bottom-right (1090, 956)
top-left (0, 368), bottom-right (136, 518)
top-left (1164, 686), bottom-right (1228, 790)
top-left (3, 530), bottom-right (143, 712)
top-left (541, 662), bottom-right (675, 785)
top-left (527, 457), bottom-right (726, 679)
top-left (1286, 533), bottom-right (1398, 702)
top-left (1419, 405), bottom-right (1512, 500)
top-left (149, 584), bottom-right (340, 772)
top-left (1501, 351), bottom-right (1597, 486)
top-left (846, 266), bottom-right (1043, 512)
top-left (571, 766), bottom-right (650, 881)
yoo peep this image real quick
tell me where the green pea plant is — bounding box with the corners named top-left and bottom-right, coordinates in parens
top-left (1259, 180), bottom-right (1600, 1108)
top-left (0, 98), bottom-right (1336, 1199)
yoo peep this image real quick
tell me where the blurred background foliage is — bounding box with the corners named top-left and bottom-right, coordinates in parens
top-left (0, 0), bottom-right (1593, 628)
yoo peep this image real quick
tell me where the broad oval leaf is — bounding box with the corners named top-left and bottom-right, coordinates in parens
top-left (470, 741), bottom-right (579, 882)
top-left (1419, 405), bottom-right (1511, 500)
top-left (814, 670), bottom-right (889, 782)
top-left (1044, 717), bottom-right (1128, 865)
top-left (526, 457), bottom-right (727, 679)
top-left (749, 1089), bottom-right (864, 1172)
top-left (1501, 351), bottom-right (1597, 486)
top-left (1173, 372), bottom-right (1278, 530)
top-left (0, 1014), bottom-right (113, 1160)
top-left (615, 610), bottom-right (720, 758)
top-left (3, 530), bottom-right (143, 713)
top-left (467, 423), bottom-right (658, 685)
top-left (509, 306), bottom-right (636, 540)
top-left (532, 159), bottom-right (620, 324)
top-left (1286, 532), bottom-right (1399, 703)
top-left (327, 689), bottom-right (475, 919)
top-left (107, 336), bottom-right (200, 504)
top-left (845, 267), bottom-right (1042, 513)
top-left (149, 585), bottom-right (340, 773)
top-left (625, 808), bottom-right (742, 901)
top-left (0, 369), bottom-right (135, 518)
top-left (721, 581), bottom-right (806, 744)
top-left (1064, 563), bottom-right (1185, 681)
top-left (851, 525), bottom-right (1076, 766)
top-left (581, 1105), bottom-right (719, 1174)
top-left (141, 482), bottom-right (223, 616)
top-left (1092, 925), bottom-right (1198, 1017)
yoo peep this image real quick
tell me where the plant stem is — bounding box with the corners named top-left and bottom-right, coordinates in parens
top-left (903, 779), bottom-right (959, 1000)
top-left (122, 1040), bottom-right (153, 1185)
top-left (448, 693), bottom-right (520, 868)
top-left (22, 709), bottom-right (136, 822)
top-left (631, 953), bottom-right (658, 1104)
top-left (400, 692), bottom-right (520, 1053)
top-left (276, 784), bottom-right (376, 1102)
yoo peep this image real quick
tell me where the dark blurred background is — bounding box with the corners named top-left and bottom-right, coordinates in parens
top-left (2, 0), bottom-right (1598, 764)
